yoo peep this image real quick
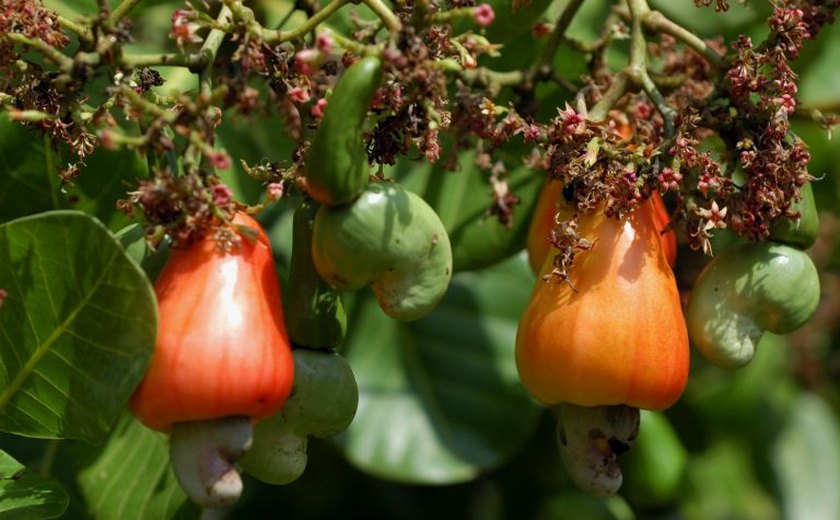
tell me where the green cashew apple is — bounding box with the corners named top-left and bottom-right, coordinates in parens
top-left (312, 181), bottom-right (453, 321)
top-left (687, 242), bottom-right (820, 368)
top-left (621, 411), bottom-right (687, 507)
top-left (240, 349), bottom-right (358, 485)
top-left (769, 181), bottom-right (820, 249)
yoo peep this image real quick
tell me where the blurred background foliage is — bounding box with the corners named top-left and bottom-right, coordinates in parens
top-left (2, 0), bottom-right (840, 519)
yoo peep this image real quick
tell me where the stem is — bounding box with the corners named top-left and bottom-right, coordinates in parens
top-left (5, 33), bottom-right (74, 72)
top-left (119, 85), bottom-right (174, 120)
top-left (121, 52), bottom-right (208, 70)
top-left (199, 5), bottom-right (234, 96)
top-left (588, 73), bottom-right (629, 121)
top-left (57, 15), bottom-right (93, 44)
top-left (626, 0), bottom-right (676, 135)
top-left (257, 0), bottom-right (352, 44)
top-left (527, 0), bottom-right (587, 84)
top-left (109, 0), bottom-right (145, 25)
top-left (38, 440), bottom-right (60, 478)
top-left (361, 0), bottom-right (403, 33)
top-left (643, 10), bottom-right (724, 68)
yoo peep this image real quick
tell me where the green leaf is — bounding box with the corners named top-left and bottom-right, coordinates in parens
top-left (75, 413), bottom-right (197, 520)
top-left (0, 211), bottom-right (157, 441)
top-left (0, 115), bottom-right (146, 229)
top-left (772, 393), bottom-right (840, 520)
top-left (114, 224), bottom-right (171, 282)
top-left (0, 450), bottom-right (68, 520)
top-left (337, 254), bottom-right (542, 484)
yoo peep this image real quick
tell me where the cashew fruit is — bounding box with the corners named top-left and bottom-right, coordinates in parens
top-left (687, 241), bottom-right (820, 368)
top-left (241, 349), bottom-right (358, 485)
top-left (312, 181), bottom-right (453, 321)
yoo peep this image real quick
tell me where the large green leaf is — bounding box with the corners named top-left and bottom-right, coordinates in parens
top-left (75, 413), bottom-right (196, 520)
top-left (337, 254), bottom-right (542, 484)
top-left (0, 450), bottom-right (68, 520)
top-left (0, 115), bottom-right (146, 229)
top-left (772, 393), bottom-right (840, 520)
top-left (0, 211), bottom-right (157, 441)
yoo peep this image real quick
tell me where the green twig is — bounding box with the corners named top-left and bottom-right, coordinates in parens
top-left (5, 33), bottom-right (74, 72)
top-left (109, 0), bottom-right (145, 25)
top-left (526, 0), bottom-right (587, 85)
top-left (254, 0), bottom-right (352, 43)
top-left (626, 0), bottom-right (676, 135)
top-left (121, 52), bottom-right (209, 70)
top-left (57, 15), bottom-right (93, 44)
top-left (588, 73), bottom-right (629, 121)
top-left (198, 5), bottom-right (234, 96)
top-left (361, 0), bottom-right (403, 33)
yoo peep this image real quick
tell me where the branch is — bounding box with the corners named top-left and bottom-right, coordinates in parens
top-left (109, 0), bottom-right (145, 25)
top-left (361, 0), bottom-right (403, 33)
top-left (526, 0), bottom-right (587, 85)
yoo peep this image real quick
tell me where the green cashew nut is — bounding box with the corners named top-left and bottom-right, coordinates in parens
top-left (687, 242), bottom-right (820, 368)
top-left (241, 350), bottom-right (358, 485)
top-left (286, 199), bottom-right (347, 349)
top-left (769, 181), bottom-right (820, 249)
top-left (312, 181), bottom-right (453, 321)
top-left (305, 56), bottom-right (383, 206)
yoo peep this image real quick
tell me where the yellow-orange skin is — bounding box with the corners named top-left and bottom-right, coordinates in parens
top-left (516, 200), bottom-right (689, 410)
top-left (130, 214), bottom-right (294, 432)
top-left (526, 181), bottom-right (677, 274)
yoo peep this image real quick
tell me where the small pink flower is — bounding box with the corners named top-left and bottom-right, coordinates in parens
top-left (170, 8), bottom-right (202, 46)
top-left (295, 49), bottom-right (322, 76)
top-left (267, 182), bottom-right (285, 201)
top-left (0, 289), bottom-right (7, 308)
top-left (211, 184), bottom-right (233, 206)
top-left (311, 98), bottom-right (328, 119)
top-left (474, 3), bottom-right (495, 27)
top-left (207, 151), bottom-right (231, 170)
top-left (288, 86), bottom-right (311, 104)
top-left (316, 33), bottom-right (334, 53)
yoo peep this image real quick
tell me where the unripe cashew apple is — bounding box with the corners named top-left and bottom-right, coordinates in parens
top-left (687, 241), bottom-right (820, 368)
top-left (311, 181), bottom-right (453, 321)
top-left (240, 349), bottom-right (358, 485)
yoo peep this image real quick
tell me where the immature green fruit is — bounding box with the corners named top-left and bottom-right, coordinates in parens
top-left (687, 242), bottom-right (820, 368)
top-left (241, 350), bottom-right (358, 485)
top-left (312, 181), bottom-right (453, 321)
top-left (286, 199), bottom-right (347, 349)
top-left (622, 411), bottom-right (687, 507)
top-left (769, 181), bottom-right (820, 249)
top-left (305, 56), bottom-right (383, 206)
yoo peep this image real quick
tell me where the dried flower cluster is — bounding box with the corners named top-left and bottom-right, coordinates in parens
top-left (0, 0), bottom-right (837, 259)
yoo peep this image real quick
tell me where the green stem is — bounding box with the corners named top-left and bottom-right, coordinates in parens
top-left (38, 440), bottom-right (60, 478)
top-left (361, 0), bottom-right (403, 33)
top-left (109, 0), bottom-right (145, 24)
top-left (527, 0), bottom-right (586, 84)
top-left (198, 5), bottom-right (234, 96)
top-left (57, 15), bottom-right (93, 44)
top-left (5, 33), bottom-right (74, 72)
top-left (643, 10), bottom-right (723, 68)
top-left (588, 73), bottom-right (629, 121)
top-left (626, 0), bottom-right (676, 135)
top-left (121, 52), bottom-right (208, 70)
top-left (257, 0), bottom-right (352, 43)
